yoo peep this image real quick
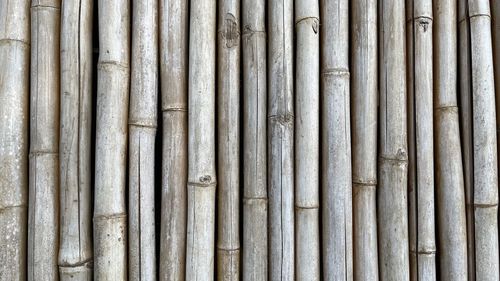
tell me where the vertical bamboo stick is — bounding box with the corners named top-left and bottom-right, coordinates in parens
top-left (93, 0), bottom-right (130, 279)
top-left (468, 1), bottom-right (500, 280)
top-left (434, 0), bottom-right (469, 279)
top-left (0, 1), bottom-right (30, 280)
top-left (128, 0), bottom-right (158, 279)
top-left (268, 0), bottom-right (295, 279)
top-left (28, 0), bottom-right (61, 279)
top-left (217, 1), bottom-right (241, 279)
top-left (351, 0), bottom-right (379, 279)
top-left (409, 0), bottom-right (437, 279)
top-left (295, 0), bottom-right (320, 280)
top-left (186, 0), bottom-right (216, 279)
top-left (492, 0), bottom-right (500, 165)
top-left (159, 0), bottom-right (188, 280)
top-left (58, 0), bottom-right (93, 279)
top-left (406, 2), bottom-right (418, 278)
top-left (458, 0), bottom-right (475, 279)
top-left (377, 0), bottom-right (409, 280)
top-left (241, 0), bottom-right (268, 279)
top-left (321, 0), bottom-right (352, 280)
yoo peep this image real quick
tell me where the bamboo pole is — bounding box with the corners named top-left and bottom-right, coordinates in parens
top-left (409, 0), bottom-right (437, 279)
top-left (321, 0), bottom-right (352, 280)
top-left (468, 1), bottom-right (500, 280)
top-left (458, 0), bottom-right (475, 279)
top-left (0, 1), bottom-right (30, 280)
top-left (268, 0), bottom-right (295, 279)
top-left (241, 0), bottom-right (268, 279)
top-left (295, 0), bottom-right (320, 280)
top-left (185, 0), bottom-right (217, 279)
top-left (58, 0), bottom-right (93, 279)
top-left (159, 0), bottom-right (188, 279)
top-left (93, 0), bottom-right (130, 279)
top-left (351, 0), bottom-right (379, 279)
top-left (217, 1), bottom-right (241, 279)
top-left (492, 0), bottom-right (500, 168)
top-left (128, 0), bottom-right (158, 279)
top-left (28, 0), bottom-right (61, 279)
top-left (434, 0), bottom-right (469, 279)
top-left (377, 0), bottom-right (409, 280)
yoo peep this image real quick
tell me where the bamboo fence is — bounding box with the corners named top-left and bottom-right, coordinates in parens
top-left (1, 0), bottom-right (500, 280)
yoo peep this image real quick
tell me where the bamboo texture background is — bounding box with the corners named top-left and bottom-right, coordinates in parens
top-left (1, 0), bottom-right (500, 280)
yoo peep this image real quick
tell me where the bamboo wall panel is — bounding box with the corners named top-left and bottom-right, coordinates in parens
top-left (1, 0), bottom-right (500, 279)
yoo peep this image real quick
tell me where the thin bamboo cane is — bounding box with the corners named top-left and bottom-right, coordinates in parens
top-left (321, 0), bottom-right (352, 280)
top-left (295, 0), bottom-right (320, 280)
top-left (434, 0), bottom-right (469, 279)
top-left (185, 0), bottom-right (217, 279)
top-left (377, 0), bottom-right (409, 280)
top-left (406, 2), bottom-right (417, 279)
top-left (216, 1), bottom-right (241, 279)
top-left (268, 0), bottom-right (295, 279)
top-left (409, 0), bottom-right (437, 279)
top-left (0, 1), bottom-right (30, 280)
top-left (468, 1), bottom-right (500, 280)
top-left (58, 0), bottom-right (93, 279)
top-left (28, 1), bottom-right (61, 279)
top-left (128, 0), bottom-right (158, 279)
top-left (159, 0), bottom-right (188, 280)
top-left (492, 0), bottom-right (500, 174)
top-left (93, 0), bottom-right (130, 279)
top-left (241, 0), bottom-right (268, 279)
top-left (458, 0), bottom-right (475, 279)
top-left (351, 0), bottom-right (379, 279)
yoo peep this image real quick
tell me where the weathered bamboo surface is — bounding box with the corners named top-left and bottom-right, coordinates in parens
top-left (3, 0), bottom-right (500, 279)
top-left (28, 0), bottom-right (61, 279)
top-left (0, 1), bottom-right (30, 280)
top-left (59, 0), bottom-right (93, 279)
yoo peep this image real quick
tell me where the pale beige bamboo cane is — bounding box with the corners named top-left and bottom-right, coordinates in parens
top-left (410, 1), bottom-right (437, 279)
top-left (186, 0), bottom-right (216, 279)
top-left (377, 0), bottom-right (409, 280)
top-left (406, 3), bottom-right (417, 279)
top-left (321, 0), bottom-right (352, 280)
top-left (0, 1), bottom-right (30, 280)
top-left (28, 1), bottom-right (61, 279)
top-left (58, 0), bottom-right (93, 279)
top-left (128, 0), bottom-right (158, 279)
top-left (351, 0), bottom-right (379, 279)
top-left (241, 0), bottom-right (268, 279)
top-left (93, 0), bottom-right (130, 279)
top-left (216, 1), bottom-right (241, 279)
top-left (468, 1), bottom-right (500, 280)
top-left (295, 0), bottom-right (320, 280)
top-left (268, 0), bottom-right (295, 279)
top-left (159, 0), bottom-right (188, 279)
top-left (434, 0), bottom-right (469, 279)
top-left (458, 0), bottom-right (475, 279)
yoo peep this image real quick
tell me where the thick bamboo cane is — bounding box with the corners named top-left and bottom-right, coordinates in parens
top-left (408, 0), bottom-right (437, 279)
top-left (241, 0), bottom-right (268, 279)
top-left (159, 0), bottom-right (188, 279)
top-left (0, 1), bottom-right (30, 280)
top-left (458, 0), bottom-right (475, 279)
top-left (58, 0), bottom-right (93, 279)
top-left (186, 0), bottom-right (217, 279)
top-left (28, 0), bottom-right (61, 279)
top-left (434, 0), bottom-right (469, 279)
top-left (268, 0), bottom-right (295, 279)
top-left (295, 0), bottom-right (320, 280)
top-left (321, 0), bottom-right (352, 280)
top-left (351, 0), bottom-right (379, 279)
top-left (377, 0), bottom-right (409, 280)
top-left (468, 1), bottom-right (500, 280)
top-left (217, 1), bottom-right (241, 279)
top-left (93, 0), bottom-right (130, 279)
top-left (128, 0), bottom-right (158, 279)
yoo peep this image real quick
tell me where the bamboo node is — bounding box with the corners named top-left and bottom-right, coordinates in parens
top-left (0, 38), bottom-right (30, 47)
